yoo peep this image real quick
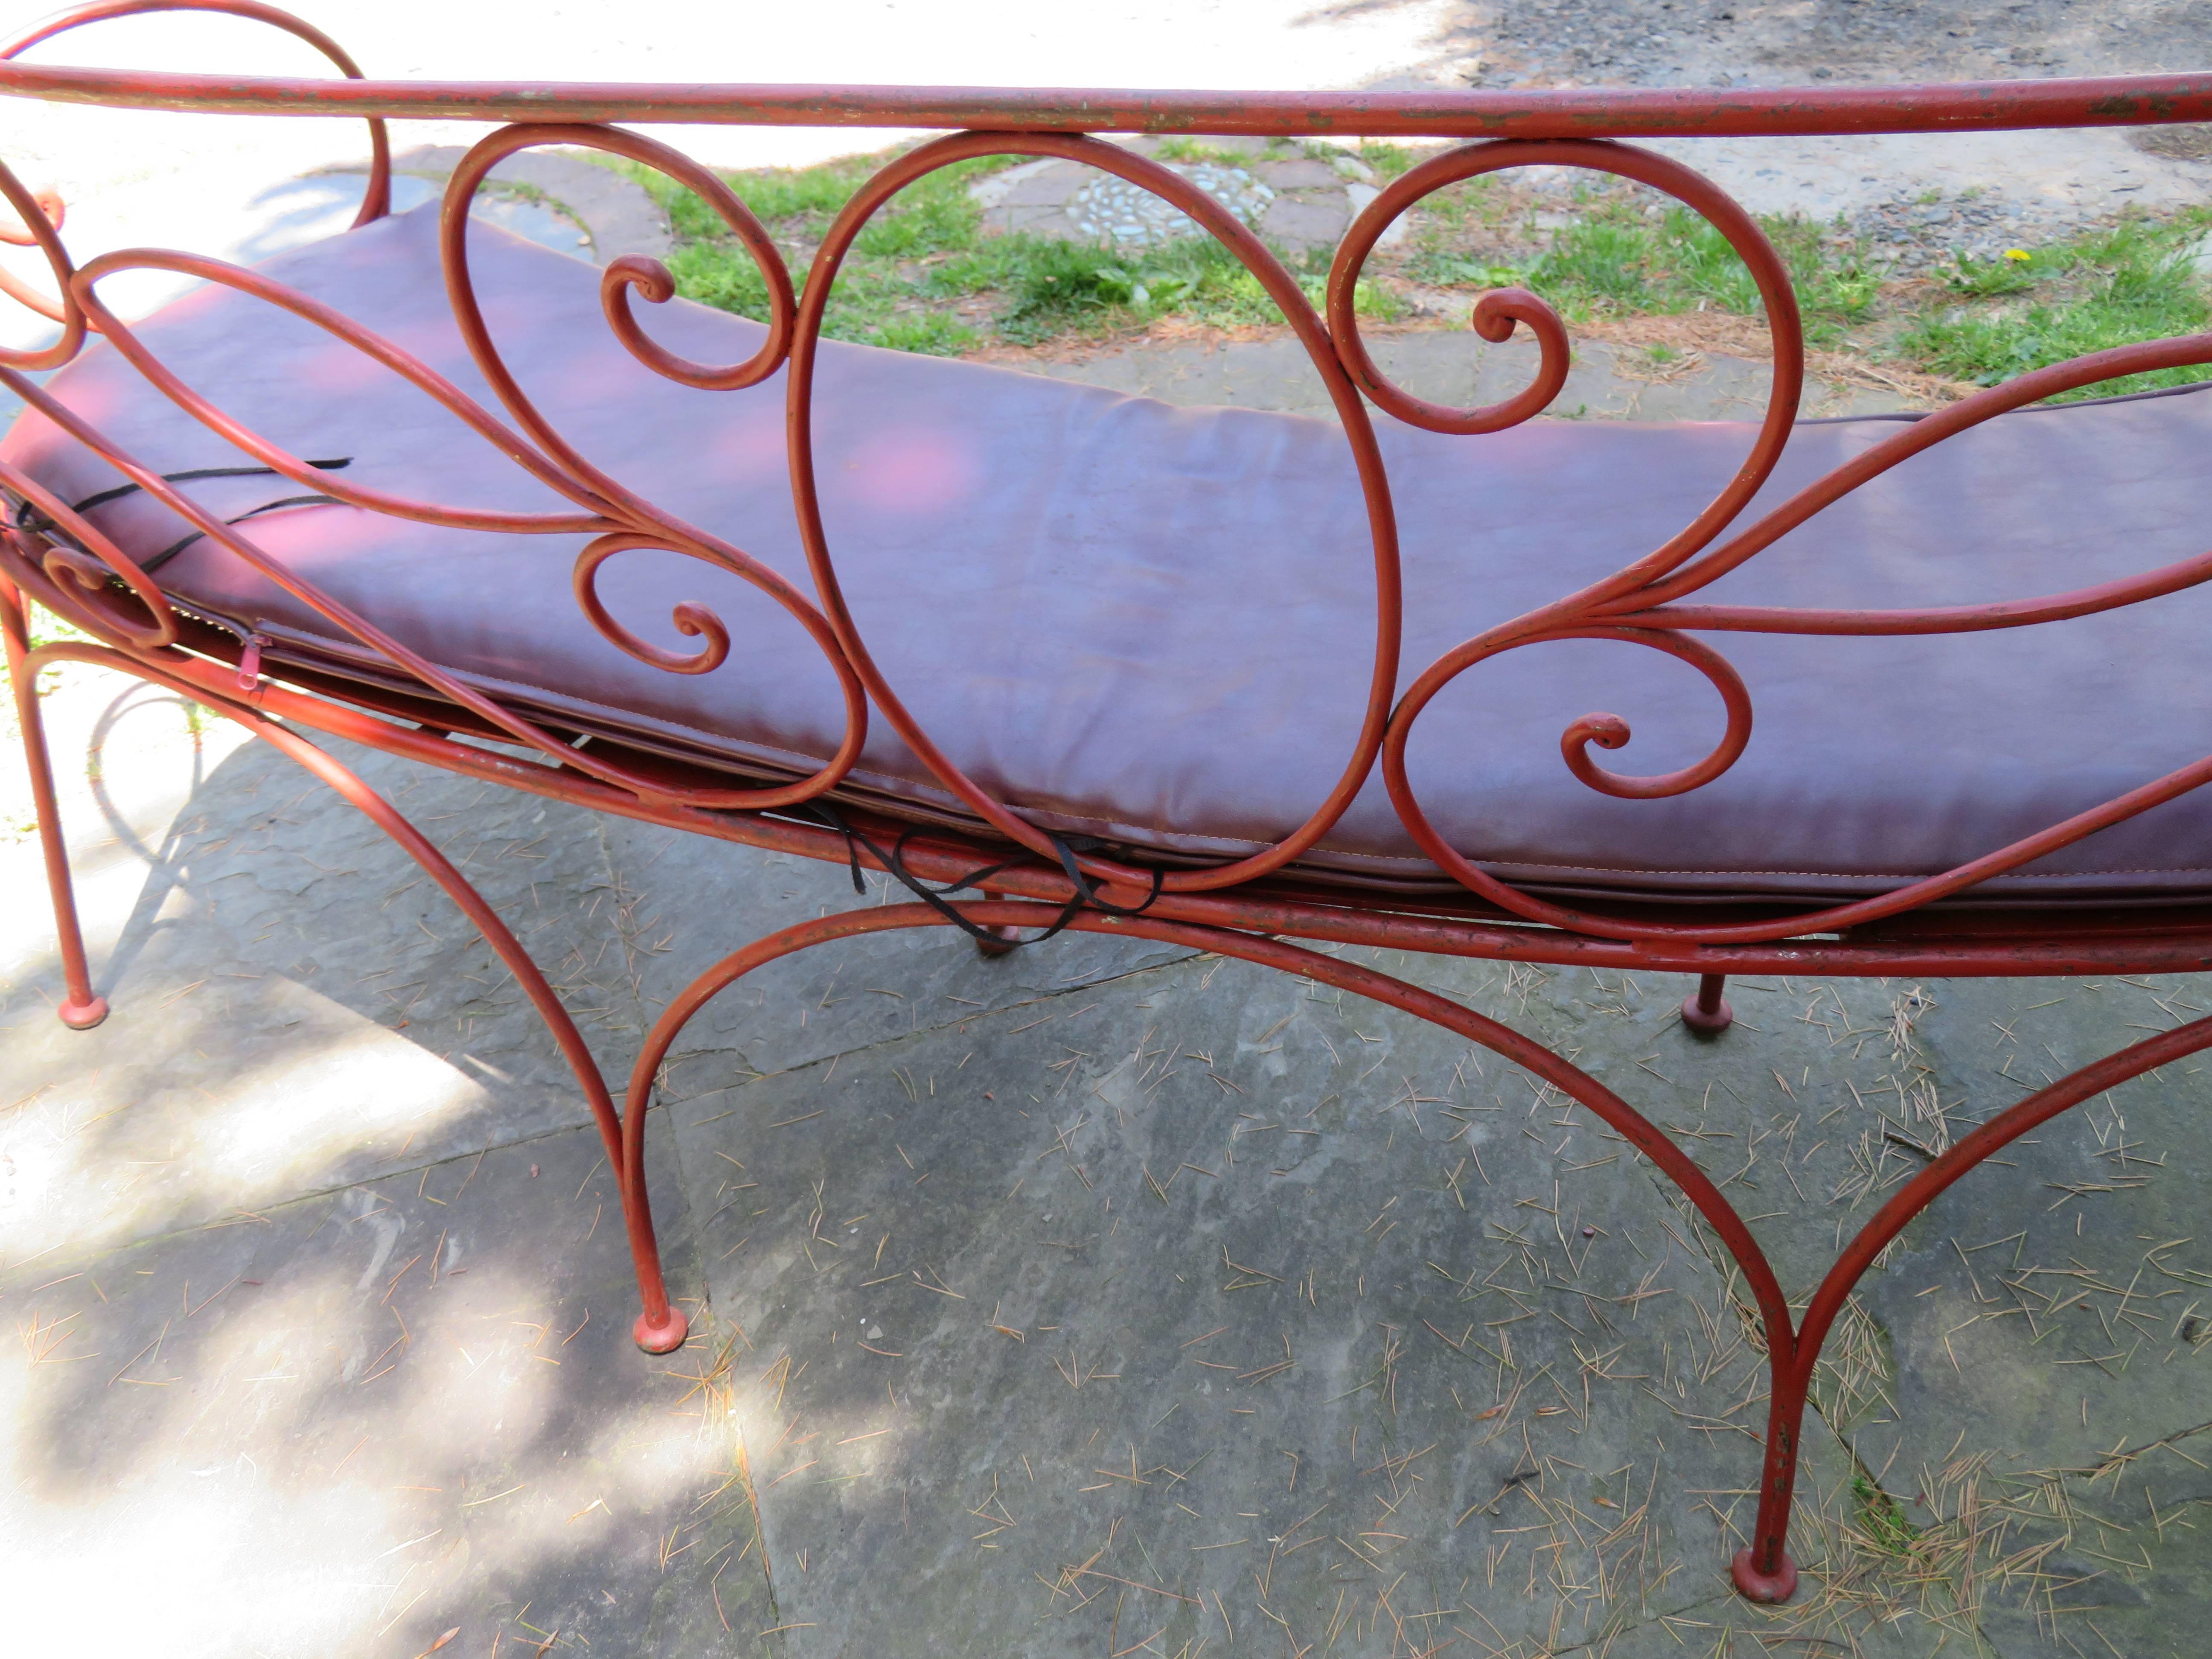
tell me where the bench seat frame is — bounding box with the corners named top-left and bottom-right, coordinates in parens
top-left (12, 0), bottom-right (2212, 1604)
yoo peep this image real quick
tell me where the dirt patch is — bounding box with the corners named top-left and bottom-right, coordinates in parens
top-left (1446, 0), bottom-right (2212, 92)
top-left (2131, 122), bottom-right (2212, 163)
top-left (1578, 312), bottom-right (1980, 405)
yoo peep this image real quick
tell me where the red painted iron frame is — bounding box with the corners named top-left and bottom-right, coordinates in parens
top-left (10, 2), bottom-right (2212, 1607)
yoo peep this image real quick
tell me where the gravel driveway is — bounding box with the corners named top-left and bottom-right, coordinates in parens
top-left (1446, 0), bottom-right (2212, 89)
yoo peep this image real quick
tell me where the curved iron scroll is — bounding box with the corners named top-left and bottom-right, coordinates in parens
top-left (1317, 139), bottom-right (2212, 948)
top-left (0, 114), bottom-right (876, 815)
top-left (608, 896), bottom-right (2212, 1602)
top-left (0, 0), bottom-right (392, 357)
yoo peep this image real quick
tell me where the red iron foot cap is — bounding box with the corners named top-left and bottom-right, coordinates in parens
top-left (633, 1307), bottom-right (689, 1355)
top-left (59, 995), bottom-right (109, 1031)
top-left (1731, 1546), bottom-right (1798, 1603)
top-left (1679, 992), bottom-right (1734, 1036)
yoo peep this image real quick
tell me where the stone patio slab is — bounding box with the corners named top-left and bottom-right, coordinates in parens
top-left (666, 945), bottom-right (1884, 1655)
top-left (1006, 328), bottom-right (1921, 425)
top-left (0, 1109), bottom-right (766, 1656)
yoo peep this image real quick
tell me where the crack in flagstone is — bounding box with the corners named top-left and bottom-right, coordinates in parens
top-left (654, 952), bottom-right (1200, 1109)
top-left (2078, 1417), bottom-right (2212, 1482)
top-left (0, 1118), bottom-right (610, 1281)
top-left (736, 1419), bottom-right (784, 1640)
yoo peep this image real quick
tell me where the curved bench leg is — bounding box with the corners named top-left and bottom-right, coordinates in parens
top-left (1679, 972), bottom-right (1732, 1036)
top-left (1735, 1398), bottom-right (1805, 1601)
top-left (615, 898), bottom-right (1806, 1487)
top-left (620, 898), bottom-right (2212, 1593)
top-left (1, 579), bottom-right (106, 1029)
top-left (28, 640), bottom-right (687, 1350)
top-left (1731, 1003), bottom-right (2212, 1600)
top-left (225, 694), bottom-right (693, 1354)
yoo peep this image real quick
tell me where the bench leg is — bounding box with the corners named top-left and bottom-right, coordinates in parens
top-left (1735, 1394), bottom-right (1806, 1601)
top-left (220, 702), bottom-right (690, 1356)
top-left (235, 696), bottom-right (689, 1353)
top-left (227, 691), bottom-right (690, 1351)
top-left (27, 640), bottom-right (692, 1353)
top-left (620, 897), bottom-right (1814, 1582)
top-left (972, 886), bottom-right (1022, 956)
top-left (1, 578), bottom-right (107, 1029)
top-left (1679, 972), bottom-right (1732, 1036)
top-left (545, 874), bottom-right (2212, 1598)
top-left (1737, 996), bottom-right (2212, 1602)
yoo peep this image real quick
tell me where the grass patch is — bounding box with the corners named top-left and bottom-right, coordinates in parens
top-left (1154, 135), bottom-right (1288, 167)
top-left (981, 235), bottom-right (1400, 342)
top-left (1897, 213), bottom-right (2212, 400)
top-left (1410, 186), bottom-right (1880, 348)
top-left (605, 141), bottom-right (1399, 357)
top-left (1851, 1475), bottom-right (1924, 1556)
top-left (1409, 179), bottom-right (2212, 400)
top-left (1353, 141), bottom-right (1417, 180)
top-left (615, 148), bottom-right (1018, 354)
top-left (597, 143), bottom-right (2212, 404)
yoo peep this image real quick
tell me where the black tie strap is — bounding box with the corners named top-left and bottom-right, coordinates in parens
top-left (7, 459), bottom-right (353, 574)
top-left (798, 801), bottom-right (1162, 950)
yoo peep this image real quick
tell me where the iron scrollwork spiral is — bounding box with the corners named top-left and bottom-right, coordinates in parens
top-left (429, 122), bottom-right (877, 811)
top-left (571, 532), bottom-right (732, 678)
top-left (1344, 140), bottom-right (2212, 946)
top-left (0, 451), bottom-right (178, 647)
top-left (0, 102), bottom-right (872, 815)
top-left (1321, 139), bottom-right (1800, 934)
top-left (783, 129), bottom-right (1416, 897)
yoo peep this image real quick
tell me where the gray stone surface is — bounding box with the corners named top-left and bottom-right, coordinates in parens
top-left (0, 1114), bottom-right (752, 1654)
top-left (15, 3), bottom-right (2212, 1639)
top-left (1403, 2), bottom-right (2212, 238)
top-left (1257, 191), bottom-right (1353, 251)
top-left (1065, 163), bottom-right (1273, 249)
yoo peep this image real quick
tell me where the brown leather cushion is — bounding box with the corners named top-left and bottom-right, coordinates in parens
top-left (11, 204), bottom-right (2212, 907)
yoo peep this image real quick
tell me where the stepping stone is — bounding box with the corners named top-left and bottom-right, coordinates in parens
top-left (970, 135), bottom-right (1386, 256)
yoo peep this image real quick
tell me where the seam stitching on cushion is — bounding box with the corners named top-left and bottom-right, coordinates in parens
top-left (242, 621), bottom-right (2212, 881)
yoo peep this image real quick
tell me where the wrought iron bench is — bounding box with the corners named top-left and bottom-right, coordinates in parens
top-left (10, 0), bottom-right (2212, 1604)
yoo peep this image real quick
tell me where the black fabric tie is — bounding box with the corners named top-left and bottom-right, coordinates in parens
top-left (798, 801), bottom-right (1162, 950)
top-left (7, 459), bottom-right (352, 573)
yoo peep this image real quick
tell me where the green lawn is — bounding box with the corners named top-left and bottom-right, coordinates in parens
top-left (1898, 216), bottom-right (2212, 399)
top-left (611, 142), bottom-right (1401, 358)
top-left (605, 140), bottom-right (2212, 404)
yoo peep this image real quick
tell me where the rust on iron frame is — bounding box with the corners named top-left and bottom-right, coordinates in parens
top-left (8, 2), bottom-right (2212, 1608)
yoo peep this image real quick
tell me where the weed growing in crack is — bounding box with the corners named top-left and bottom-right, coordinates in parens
top-left (1849, 1474), bottom-right (1923, 1555)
